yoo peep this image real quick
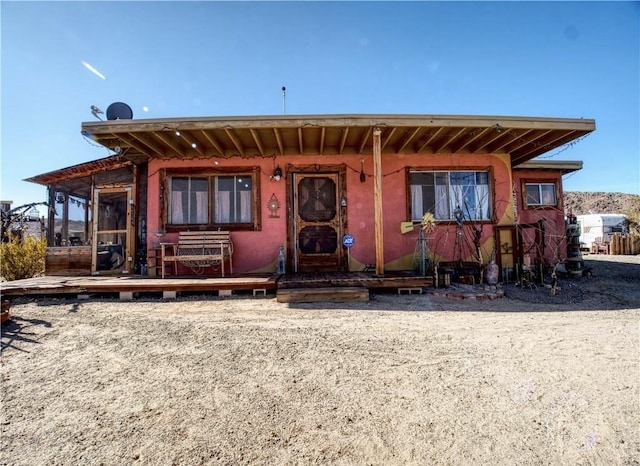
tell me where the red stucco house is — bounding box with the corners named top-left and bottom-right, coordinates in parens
top-left (26, 114), bottom-right (594, 282)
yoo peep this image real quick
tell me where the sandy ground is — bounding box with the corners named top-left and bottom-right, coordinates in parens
top-left (1, 255), bottom-right (639, 465)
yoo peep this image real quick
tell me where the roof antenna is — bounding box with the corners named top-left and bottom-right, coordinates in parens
top-left (282, 86), bottom-right (286, 115)
top-left (91, 105), bottom-right (104, 121)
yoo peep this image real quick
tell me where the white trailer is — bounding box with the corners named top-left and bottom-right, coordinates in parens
top-left (576, 214), bottom-right (627, 250)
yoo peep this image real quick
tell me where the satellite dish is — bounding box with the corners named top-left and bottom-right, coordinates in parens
top-left (106, 102), bottom-right (133, 120)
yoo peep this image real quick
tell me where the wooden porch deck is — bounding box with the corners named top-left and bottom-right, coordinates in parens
top-left (0, 272), bottom-right (434, 300)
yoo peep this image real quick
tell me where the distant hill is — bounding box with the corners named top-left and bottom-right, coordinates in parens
top-left (564, 191), bottom-right (640, 216)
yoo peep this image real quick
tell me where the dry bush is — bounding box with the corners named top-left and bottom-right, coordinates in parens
top-left (625, 207), bottom-right (640, 236)
top-left (0, 236), bottom-right (46, 281)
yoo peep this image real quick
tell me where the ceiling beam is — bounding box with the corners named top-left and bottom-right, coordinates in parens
top-left (416, 127), bottom-right (446, 153)
top-left (199, 130), bottom-right (225, 156)
top-left (273, 128), bottom-right (284, 155)
top-left (488, 129), bottom-right (533, 154)
top-left (358, 127), bottom-right (372, 154)
top-left (451, 126), bottom-right (492, 153)
top-left (472, 127), bottom-right (508, 152)
top-left (338, 127), bottom-right (349, 155)
top-left (177, 130), bottom-right (207, 157)
top-left (319, 127), bottom-right (326, 155)
top-left (435, 127), bottom-right (467, 153)
top-left (297, 127), bottom-right (304, 155)
top-left (395, 127), bottom-right (421, 153)
top-left (128, 132), bottom-right (165, 156)
top-left (154, 132), bottom-right (185, 157)
top-left (224, 128), bottom-right (245, 156)
top-left (381, 127), bottom-right (396, 151)
top-left (512, 130), bottom-right (580, 165)
top-left (249, 129), bottom-right (265, 156)
top-left (505, 129), bottom-right (552, 154)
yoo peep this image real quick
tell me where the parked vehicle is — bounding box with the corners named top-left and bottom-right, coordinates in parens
top-left (576, 214), bottom-right (627, 250)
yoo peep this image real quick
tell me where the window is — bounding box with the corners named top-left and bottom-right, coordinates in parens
top-left (166, 170), bottom-right (257, 229)
top-left (410, 170), bottom-right (491, 221)
top-left (170, 177), bottom-right (208, 224)
top-left (213, 176), bottom-right (253, 224)
top-left (525, 183), bottom-right (556, 207)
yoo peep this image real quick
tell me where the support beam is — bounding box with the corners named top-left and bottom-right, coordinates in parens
top-left (47, 186), bottom-right (56, 244)
top-left (373, 127), bottom-right (384, 276)
top-left (84, 193), bottom-right (90, 246)
top-left (62, 192), bottom-right (69, 245)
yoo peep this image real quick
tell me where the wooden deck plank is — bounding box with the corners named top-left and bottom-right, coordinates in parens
top-left (0, 272), bottom-right (432, 298)
top-left (276, 287), bottom-right (369, 303)
top-left (0, 275), bottom-right (278, 297)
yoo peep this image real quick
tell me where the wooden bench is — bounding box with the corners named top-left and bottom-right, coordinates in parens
top-left (161, 231), bottom-right (233, 278)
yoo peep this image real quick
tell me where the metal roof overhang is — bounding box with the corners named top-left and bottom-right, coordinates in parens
top-left (24, 155), bottom-right (133, 198)
top-left (80, 114), bottom-right (595, 167)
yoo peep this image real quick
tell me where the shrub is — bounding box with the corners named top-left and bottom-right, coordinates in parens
top-left (0, 236), bottom-right (46, 281)
top-left (625, 208), bottom-right (640, 236)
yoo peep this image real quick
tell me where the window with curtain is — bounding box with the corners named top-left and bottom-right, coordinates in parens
top-left (525, 183), bottom-right (557, 207)
top-left (214, 176), bottom-right (253, 224)
top-left (167, 172), bottom-right (255, 227)
top-left (410, 170), bottom-right (491, 221)
top-left (170, 177), bottom-right (208, 224)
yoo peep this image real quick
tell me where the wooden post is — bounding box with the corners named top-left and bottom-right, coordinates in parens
top-left (83, 194), bottom-right (90, 245)
top-left (373, 127), bottom-right (384, 276)
top-left (61, 192), bottom-right (69, 245)
top-left (47, 186), bottom-right (56, 245)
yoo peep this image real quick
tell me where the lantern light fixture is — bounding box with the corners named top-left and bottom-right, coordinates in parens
top-left (272, 165), bottom-right (283, 182)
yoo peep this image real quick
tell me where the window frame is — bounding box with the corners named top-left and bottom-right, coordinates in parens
top-left (160, 166), bottom-right (261, 232)
top-left (407, 168), bottom-right (494, 223)
top-left (522, 180), bottom-right (558, 209)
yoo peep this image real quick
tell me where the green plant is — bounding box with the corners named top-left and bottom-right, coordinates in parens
top-left (0, 236), bottom-right (46, 281)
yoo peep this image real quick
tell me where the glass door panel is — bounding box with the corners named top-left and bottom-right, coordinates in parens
top-left (93, 188), bottom-right (132, 274)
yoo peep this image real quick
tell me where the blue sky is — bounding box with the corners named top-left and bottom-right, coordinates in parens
top-left (2, 1), bottom-right (639, 214)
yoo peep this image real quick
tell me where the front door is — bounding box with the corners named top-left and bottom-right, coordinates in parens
top-left (495, 226), bottom-right (516, 282)
top-left (293, 173), bottom-right (344, 272)
top-left (92, 186), bottom-right (134, 274)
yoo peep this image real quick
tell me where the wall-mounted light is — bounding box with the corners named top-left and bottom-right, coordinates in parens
top-left (272, 165), bottom-right (283, 182)
top-left (341, 197), bottom-right (347, 207)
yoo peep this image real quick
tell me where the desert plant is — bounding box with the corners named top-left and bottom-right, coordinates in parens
top-left (624, 207), bottom-right (640, 236)
top-left (0, 236), bottom-right (46, 281)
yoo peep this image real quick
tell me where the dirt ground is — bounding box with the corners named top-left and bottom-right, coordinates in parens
top-left (1, 255), bottom-right (639, 465)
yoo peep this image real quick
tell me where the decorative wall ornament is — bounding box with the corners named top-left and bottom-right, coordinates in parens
top-left (267, 193), bottom-right (281, 218)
